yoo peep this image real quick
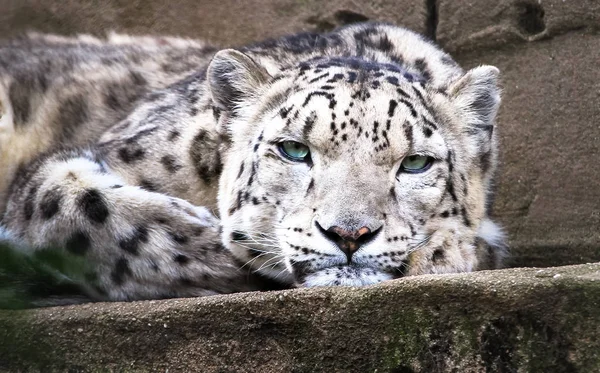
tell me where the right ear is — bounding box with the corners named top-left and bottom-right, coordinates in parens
top-left (207, 49), bottom-right (271, 115)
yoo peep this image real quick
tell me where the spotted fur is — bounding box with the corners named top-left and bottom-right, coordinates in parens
top-left (0, 23), bottom-right (506, 301)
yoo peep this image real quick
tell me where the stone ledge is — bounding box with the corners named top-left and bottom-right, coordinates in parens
top-left (2, 263), bottom-right (600, 372)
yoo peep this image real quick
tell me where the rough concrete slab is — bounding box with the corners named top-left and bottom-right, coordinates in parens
top-left (0, 0), bottom-right (430, 47)
top-left (455, 33), bottom-right (600, 268)
top-left (437, 0), bottom-right (600, 53)
top-left (1, 263), bottom-right (600, 372)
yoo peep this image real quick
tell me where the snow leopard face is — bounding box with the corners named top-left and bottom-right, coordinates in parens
top-left (211, 46), bottom-right (503, 287)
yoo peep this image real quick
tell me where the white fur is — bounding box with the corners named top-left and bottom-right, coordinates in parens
top-left (477, 218), bottom-right (507, 250)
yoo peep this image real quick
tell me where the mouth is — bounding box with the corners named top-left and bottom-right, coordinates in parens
top-left (297, 264), bottom-right (398, 287)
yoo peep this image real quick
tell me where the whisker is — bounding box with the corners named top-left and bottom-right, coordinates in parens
top-left (256, 255), bottom-right (285, 272)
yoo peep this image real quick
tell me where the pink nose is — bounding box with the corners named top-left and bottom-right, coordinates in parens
top-left (317, 223), bottom-right (380, 261)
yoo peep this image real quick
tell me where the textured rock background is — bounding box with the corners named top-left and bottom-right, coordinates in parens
top-left (0, 0), bottom-right (599, 371)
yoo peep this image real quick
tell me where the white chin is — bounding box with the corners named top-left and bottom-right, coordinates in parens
top-left (302, 266), bottom-right (394, 287)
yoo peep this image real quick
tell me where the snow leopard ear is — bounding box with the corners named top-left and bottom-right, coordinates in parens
top-left (207, 49), bottom-right (271, 114)
top-left (449, 65), bottom-right (501, 131)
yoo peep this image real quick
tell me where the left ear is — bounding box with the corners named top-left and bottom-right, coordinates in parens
top-left (449, 65), bottom-right (501, 131)
top-left (207, 49), bottom-right (272, 115)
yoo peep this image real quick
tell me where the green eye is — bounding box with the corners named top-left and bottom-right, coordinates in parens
top-left (400, 155), bottom-right (433, 173)
top-left (279, 141), bottom-right (310, 162)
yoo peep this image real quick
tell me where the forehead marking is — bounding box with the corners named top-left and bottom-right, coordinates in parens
top-left (302, 91), bottom-right (332, 107)
top-left (308, 72), bottom-right (329, 84)
top-left (303, 111), bottom-right (317, 138)
top-left (398, 98), bottom-right (417, 118)
top-left (396, 88), bottom-right (410, 99)
top-left (388, 100), bottom-right (398, 117)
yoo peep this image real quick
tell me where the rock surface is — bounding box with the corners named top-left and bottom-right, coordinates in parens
top-left (0, 0), bottom-right (431, 46)
top-left (2, 263), bottom-right (600, 372)
top-left (455, 32), bottom-right (600, 268)
top-left (437, 0), bottom-right (600, 53)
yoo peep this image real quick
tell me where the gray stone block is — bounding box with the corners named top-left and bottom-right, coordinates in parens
top-left (2, 264), bottom-right (600, 372)
top-left (455, 32), bottom-right (600, 267)
top-left (0, 0), bottom-right (430, 46)
top-left (437, 0), bottom-right (600, 53)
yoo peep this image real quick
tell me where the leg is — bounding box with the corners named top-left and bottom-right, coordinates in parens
top-left (2, 148), bottom-right (252, 301)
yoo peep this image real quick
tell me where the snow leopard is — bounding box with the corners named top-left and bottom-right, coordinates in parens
top-left (0, 23), bottom-right (506, 302)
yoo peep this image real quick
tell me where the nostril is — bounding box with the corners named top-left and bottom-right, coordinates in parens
top-left (356, 226), bottom-right (382, 245)
top-left (315, 221), bottom-right (338, 242)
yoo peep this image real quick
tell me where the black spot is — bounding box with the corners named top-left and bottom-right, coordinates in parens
top-left (397, 88), bottom-right (410, 99)
top-left (78, 189), bottom-right (110, 224)
top-left (447, 178), bottom-right (458, 201)
top-left (246, 247), bottom-right (262, 258)
top-left (189, 129), bottom-right (223, 184)
top-left (302, 91), bottom-right (332, 107)
top-left (179, 277), bottom-right (194, 286)
top-left (481, 149), bottom-right (493, 174)
top-left (404, 124), bottom-right (413, 143)
top-left (65, 231), bottom-right (92, 255)
top-left (111, 258), bottom-right (132, 285)
top-left (306, 179), bottom-right (315, 194)
top-left (118, 147), bottom-right (145, 163)
top-left (236, 163), bottom-right (245, 179)
top-left (414, 58), bottom-right (432, 82)
top-left (308, 72), bottom-right (329, 83)
top-left (169, 231), bottom-right (189, 244)
top-left (423, 116), bottom-right (438, 130)
top-left (104, 75), bottom-right (146, 113)
top-left (279, 106), bottom-right (292, 119)
top-left (8, 80), bottom-right (33, 126)
top-left (440, 210), bottom-right (450, 218)
top-left (388, 100), bottom-right (398, 117)
top-left (55, 95), bottom-right (90, 141)
top-left (303, 111), bottom-right (317, 138)
top-left (174, 254), bottom-right (190, 265)
top-left (39, 188), bottom-right (62, 220)
top-left (139, 179), bottom-right (159, 192)
top-left (399, 98), bottom-right (417, 117)
top-left (168, 130), bottom-right (181, 141)
top-left (119, 226), bottom-right (149, 255)
top-left (232, 232), bottom-right (249, 241)
top-left (23, 185), bottom-right (38, 220)
top-left (461, 207), bottom-right (472, 227)
top-left (423, 127), bottom-right (433, 137)
top-left (160, 155), bottom-right (182, 173)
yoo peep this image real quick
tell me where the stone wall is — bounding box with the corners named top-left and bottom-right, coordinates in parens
top-left (0, 0), bottom-right (599, 371)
